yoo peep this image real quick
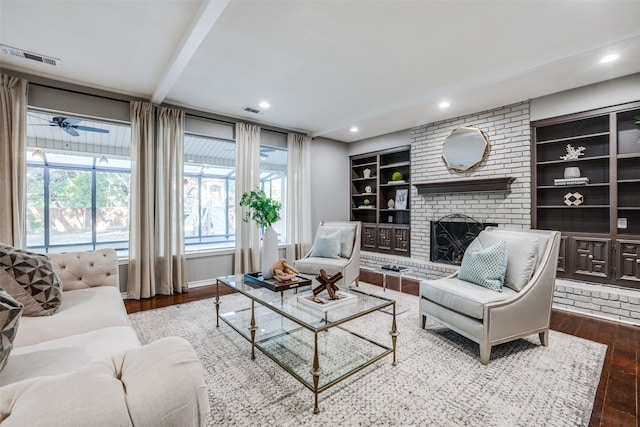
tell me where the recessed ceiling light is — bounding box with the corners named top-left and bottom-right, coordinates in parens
top-left (259, 101), bottom-right (270, 109)
top-left (439, 101), bottom-right (450, 109)
top-left (600, 54), bottom-right (619, 63)
top-left (350, 127), bottom-right (359, 133)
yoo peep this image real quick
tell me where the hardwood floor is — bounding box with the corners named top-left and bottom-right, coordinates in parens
top-left (124, 276), bottom-right (638, 427)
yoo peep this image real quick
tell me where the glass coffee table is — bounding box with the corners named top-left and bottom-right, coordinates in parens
top-left (215, 274), bottom-right (398, 414)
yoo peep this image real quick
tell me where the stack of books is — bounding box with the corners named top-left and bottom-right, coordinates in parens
top-left (554, 177), bottom-right (589, 186)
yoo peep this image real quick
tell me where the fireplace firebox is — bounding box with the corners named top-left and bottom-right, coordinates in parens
top-left (430, 214), bottom-right (496, 265)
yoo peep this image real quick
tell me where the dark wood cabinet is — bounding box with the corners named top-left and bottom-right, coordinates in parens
top-left (573, 237), bottom-right (610, 279)
top-left (617, 240), bottom-right (640, 283)
top-left (532, 100), bottom-right (640, 289)
top-left (350, 146), bottom-right (411, 256)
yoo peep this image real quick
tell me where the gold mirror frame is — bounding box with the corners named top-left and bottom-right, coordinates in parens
top-left (442, 126), bottom-right (490, 172)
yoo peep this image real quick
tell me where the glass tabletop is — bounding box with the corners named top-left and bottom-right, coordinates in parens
top-left (216, 274), bottom-right (395, 332)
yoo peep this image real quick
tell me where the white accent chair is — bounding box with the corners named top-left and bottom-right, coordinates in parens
top-left (294, 221), bottom-right (361, 287)
top-left (419, 227), bottom-right (561, 364)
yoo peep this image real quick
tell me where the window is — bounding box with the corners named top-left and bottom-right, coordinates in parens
top-left (25, 111), bottom-right (131, 253)
top-left (260, 146), bottom-right (287, 243)
top-left (183, 136), bottom-right (288, 251)
top-left (184, 135), bottom-right (236, 250)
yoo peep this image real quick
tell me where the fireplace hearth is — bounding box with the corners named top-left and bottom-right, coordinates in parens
top-left (430, 214), bottom-right (496, 265)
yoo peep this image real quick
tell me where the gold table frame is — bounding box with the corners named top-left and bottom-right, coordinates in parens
top-left (215, 274), bottom-right (398, 414)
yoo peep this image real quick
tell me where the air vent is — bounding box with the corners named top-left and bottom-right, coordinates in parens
top-left (242, 106), bottom-right (262, 114)
top-left (1, 45), bottom-right (62, 67)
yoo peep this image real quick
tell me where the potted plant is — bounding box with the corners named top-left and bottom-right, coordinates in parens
top-left (239, 189), bottom-right (282, 279)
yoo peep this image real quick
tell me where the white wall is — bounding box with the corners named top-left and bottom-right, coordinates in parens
top-left (531, 73), bottom-right (640, 121)
top-left (309, 137), bottom-right (350, 231)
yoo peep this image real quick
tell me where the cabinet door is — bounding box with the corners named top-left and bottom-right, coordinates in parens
top-left (377, 226), bottom-right (393, 251)
top-left (362, 224), bottom-right (378, 250)
top-left (617, 240), bottom-right (640, 283)
top-left (573, 237), bottom-right (610, 278)
top-left (557, 235), bottom-right (567, 273)
top-left (393, 227), bottom-right (410, 255)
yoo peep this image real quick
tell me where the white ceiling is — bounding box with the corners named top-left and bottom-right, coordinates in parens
top-left (2, 0), bottom-right (640, 143)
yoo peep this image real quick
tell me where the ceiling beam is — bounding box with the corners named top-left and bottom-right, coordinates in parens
top-left (151, 0), bottom-right (230, 105)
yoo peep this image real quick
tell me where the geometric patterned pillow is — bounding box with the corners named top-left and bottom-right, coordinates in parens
top-left (0, 244), bottom-right (63, 316)
top-left (458, 238), bottom-right (507, 292)
top-left (0, 287), bottom-right (22, 371)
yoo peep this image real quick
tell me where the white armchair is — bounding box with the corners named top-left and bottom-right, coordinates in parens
top-left (294, 221), bottom-right (361, 287)
top-left (420, 227), bottom-right (561, 364)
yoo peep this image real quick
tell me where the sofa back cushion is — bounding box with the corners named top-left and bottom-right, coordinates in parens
top-left (476, 228), bottom-right (544, 292)
top-left (48, 249), bottom-right (119, 290)
top-left (0, 244), bottom-right (63, 316)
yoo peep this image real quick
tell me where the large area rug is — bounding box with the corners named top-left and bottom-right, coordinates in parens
top-left (128, 284), bottom-right (606, 426)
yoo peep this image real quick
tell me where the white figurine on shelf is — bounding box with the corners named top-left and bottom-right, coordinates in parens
top-left (560, 144), bottom-right (586, 160)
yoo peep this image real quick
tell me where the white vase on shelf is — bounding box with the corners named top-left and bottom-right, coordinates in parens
top-left (261, 226), bottom-right (278, 279)
top-left (363, 168), bottom-right (371, 178)
top-left (564, 167), bottom-right (581, 179)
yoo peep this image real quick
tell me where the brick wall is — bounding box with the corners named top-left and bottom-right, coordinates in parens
top-left (410, 101), bottom-right (532, 260)
top-left (359, 100), bottom-right (640, 326)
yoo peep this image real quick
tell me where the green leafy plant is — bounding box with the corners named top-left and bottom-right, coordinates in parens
top-left (239, 189), bottom-right (281, 229)
top-left (391, 171), bottom-right (403, 181)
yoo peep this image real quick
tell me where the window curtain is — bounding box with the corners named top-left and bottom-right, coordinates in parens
top-left (0, 74), bottom-right (28, 248)
top-left (234, 123), bottom-right (261, 274)
top-left (285, 133), bottom-right (313, 260)
top-left (155, 107), bottom-right (186, 294)
top-left (127, 102), bottom-right (187, 299)
top-left (128, 101), bottom-right (156, 299)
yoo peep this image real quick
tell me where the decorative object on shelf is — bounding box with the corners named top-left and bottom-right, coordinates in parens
top-left (363, 168), bottom-right (371, 178)
top-left (391, 171), bottom-right (403, 181)
top-left (239, 188), bottom-right (282, 279)
top-left (560, 144), bottom-right (586, 160)
top-left (363, 198), bottom-right (371, 206)
top-left (395, 189), bottom-right (408, 210)
top-left (442, 126), bottom-right (490, 172)
top-left (563, 192), bottom-right (584, 206)
top-left (388, 215), bottom-right (393, 223)
top-left (312, 269), bottom-right (343, 299)
top-left (563, 166), bottom-right (581, 179)
top-left (387, 199), bottom-right (395, 209)
top-left (364, 185), bottom-right (372, 194)
top-left (270, 258), bottom-right (299, 282)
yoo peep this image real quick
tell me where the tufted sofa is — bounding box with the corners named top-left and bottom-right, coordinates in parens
top-left (0, 249), bottom-right (210, 426)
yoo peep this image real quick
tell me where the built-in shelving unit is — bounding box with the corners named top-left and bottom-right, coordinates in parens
top-left (532, 100), bottom-right (640, 289)
top-left (350, 146), bottom-right (411, 256)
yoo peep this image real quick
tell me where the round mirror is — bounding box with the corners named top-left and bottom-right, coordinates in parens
top-left (442, 127), bottom-right (490, 172)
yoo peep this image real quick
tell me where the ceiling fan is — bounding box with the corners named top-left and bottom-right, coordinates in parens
top-left (32, 116), bottom-right (110, 137)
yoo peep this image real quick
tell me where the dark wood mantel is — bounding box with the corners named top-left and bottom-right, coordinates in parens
top-left (414, 177), bottom-right (516, 195)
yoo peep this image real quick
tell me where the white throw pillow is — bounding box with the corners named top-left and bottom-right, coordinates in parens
top-left (309, 228), bottom-right (341, 259)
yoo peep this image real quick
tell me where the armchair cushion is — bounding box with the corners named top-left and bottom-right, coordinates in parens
top-left (458, 238), bottom-right (507, 292)
top-left (293, 256), bottom-right (350, 276)
top-left (313, 224), bottom-right (357, 259)
top-left (309, 228), bottom-right (341, 259)
top-left (420, 278), bottom-right (516, 320)
top-left (476, 229), bottom-right (541, 291)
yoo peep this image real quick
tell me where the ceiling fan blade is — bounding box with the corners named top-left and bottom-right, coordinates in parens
top-left (63, 127), bottom-right (80, 137)
top-left (74, 126), bottom-right (110, 134)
